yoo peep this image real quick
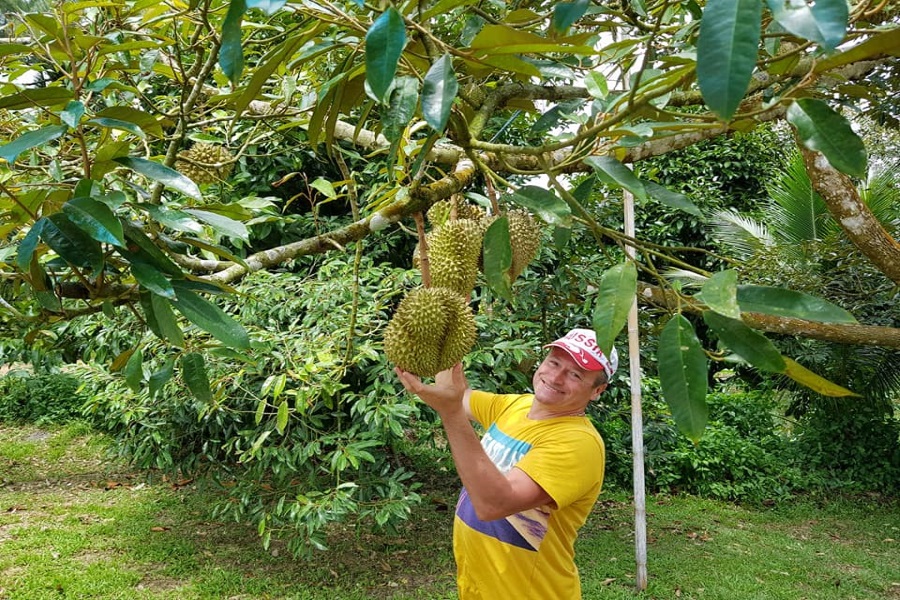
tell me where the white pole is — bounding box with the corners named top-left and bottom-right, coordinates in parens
top-left (623, 189), bottom-right (648, 590)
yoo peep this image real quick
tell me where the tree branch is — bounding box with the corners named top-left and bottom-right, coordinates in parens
top-left (798, 145), bottom-right (900, 286)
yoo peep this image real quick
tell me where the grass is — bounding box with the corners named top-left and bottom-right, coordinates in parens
top-left (1, 423), bottom-right (898, 600)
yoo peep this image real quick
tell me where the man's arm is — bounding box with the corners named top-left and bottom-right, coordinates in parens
top-left (396, 364), bottom-right (554, 521)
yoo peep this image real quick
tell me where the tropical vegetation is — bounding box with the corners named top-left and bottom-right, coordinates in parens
top-left (0, 0), bottom-right (897, 557)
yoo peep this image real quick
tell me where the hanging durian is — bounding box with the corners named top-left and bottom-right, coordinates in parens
top-left (175, 143), bottom-right (234, 184)
top-left (384, 286), bottom-right (477, 377)
top-left (426, 195), bottom-right (485, 227)
top-left (429, 219), bottom-right (483, 298)
top-left (507, 209), bottom-right (541, 281)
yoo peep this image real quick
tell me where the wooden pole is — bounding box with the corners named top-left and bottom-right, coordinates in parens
top-left (623, 189), bottom-right (648, 590)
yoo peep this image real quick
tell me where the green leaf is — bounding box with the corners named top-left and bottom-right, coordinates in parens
top-left (503, 186), bottom-right (571, 225)
top-left (132, 263), bottom-right (175, 299)
top-left (815, 30), bottom-right (900, 72)
top-left (786, 98), bottom-right (867, 179)
top-left (183, 209), bottom-right (249, 242)
top-left (61, 101), bottom-right (85, 128)
top-left (43, 213), bottom-right (104, 273)
top-left (17, 219), bottom-right (46, 271)
top-left (583, 156), bottom-right (647, 201)
top-left (592, 261), bottom-right (637, 358)
top-left (422, 53), bottom-right (458, 132)
top-left (737, 284), bottom-right (857, 323)
top-left (782, 357), bottom-right (860, 397)
top-left (120, 222), bottom-right (184, 277)
top-left (703, 310), bottom-right (787, 372)
top-left (0, 88), bottom-right (73, 110)
top-left (584, 71), bottom-right (608, 99)
top-left (658, 315), bottom-right (708, 443)
top-left (181, 352), bottom-right (213, 403)
top-left (309, 177), bottom-right (338, 199)
top-left (62, 197), bottom-right (125, 247)
top-left (0, 125), bottom-right (68, 164)
top-left (170, 281), bottom-right (250, 350)
top-left (140, 290), bottom-right (184, 347)
top-left (482, 216), bottom-right (514, 303)
top-left (124, 348), bottom-right (144, 392)
top-left (255, 397), bottom-right (267, 425)
top-left (220, 0), bottom-right (247, 83)
top-left (276, 400), bottom-right (289, 434)
top-left (365, 7), bottom-right (406, 103)
top-left (697, 270), bottom-right (740, 319)
top-left (645, 181), bottom-right (703, 217)
top-left (94, 107), bottom-right (164, 138)
top-left (766, 0), bottom-right (847, 51)
top-left (139, 204), bottom-right (204, 235)
top-left (87, 117), bottom-right (146, 139)
top-left (696, 0), bottom-right (762, 120)
top-left (114, 157), bottom-right (202, 200)
top-left (551, 0), bottom-right (590, 34)
top-left (148, 359), bottom-right (174, 399)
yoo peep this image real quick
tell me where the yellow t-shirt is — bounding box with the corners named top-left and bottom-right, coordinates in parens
top-left (453, 391), bottom-right (605, 600)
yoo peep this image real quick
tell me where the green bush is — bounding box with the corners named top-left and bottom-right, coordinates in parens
top-left (596, 387), bottom-right (801, 503)
top-left (0, 372), bottom-right (88, 425)
top-left (790, 400), bottom-right (900, 494)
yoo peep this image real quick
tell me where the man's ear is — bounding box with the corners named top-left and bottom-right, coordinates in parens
top-left (591, 383), bottom-right (608, 400)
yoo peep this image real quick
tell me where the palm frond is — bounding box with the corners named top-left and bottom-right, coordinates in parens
top-left (661, 268), bottom-right (708, 289)
top-left (766, 153), bottom-right (839, 243)
top-left (707, 208), bottom-right (771, 259)
top-left (861, 161), bottom-right (900, 232)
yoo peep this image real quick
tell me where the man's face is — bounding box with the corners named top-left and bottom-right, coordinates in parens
top-left (532, 347), bottom-right (606, 411)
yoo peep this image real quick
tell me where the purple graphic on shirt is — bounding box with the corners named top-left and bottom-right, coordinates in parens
top-left (455, 423), bottom-right (550, 551)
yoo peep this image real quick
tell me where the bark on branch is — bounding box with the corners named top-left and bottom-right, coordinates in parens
top-left (638, 282), bottom-right (900, 348)
top-left (798, 145), bottom-right (900, 286)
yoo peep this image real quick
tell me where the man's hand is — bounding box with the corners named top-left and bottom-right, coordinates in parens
top-left (395, 363), bottom-right (469, 418)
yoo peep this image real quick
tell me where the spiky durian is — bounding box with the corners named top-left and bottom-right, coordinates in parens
top-left (175, 143), bottom-right (234, 184)
top-left (384, 287), bottom-right (477, 377)
top-left (429, 219), bottom-right (483, 298)
top-left (426, 196), bottom-right (486, 227)
top-left (507, 209), bottom-right (541, 281)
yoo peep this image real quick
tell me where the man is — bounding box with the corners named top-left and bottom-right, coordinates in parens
top-left (395, 328), bottom-right (618, 599)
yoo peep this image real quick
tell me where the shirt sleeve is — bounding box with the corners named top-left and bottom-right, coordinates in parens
top-left (515, 426), bottom-right (605, 509)
top-left (468, 390), bottom-right (526, 429)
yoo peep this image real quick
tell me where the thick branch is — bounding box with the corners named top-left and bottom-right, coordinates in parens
top-left (798, 145), bottom-right (900, 286)
top-left (638, 282), bottom-right (900, 348)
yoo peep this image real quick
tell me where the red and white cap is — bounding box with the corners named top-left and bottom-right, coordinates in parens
top-left (544, 328), bottom-right (618, 378)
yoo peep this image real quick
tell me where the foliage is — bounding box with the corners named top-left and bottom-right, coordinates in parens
top-left (596, 385), bottom-right (804, 503)
top-left (0, 371), bottom-right (88, 424)
top-left (0, 0), bottom-right (898, 553)
top-left (790, 399), bottom-right (900, 494)
top-left (71, 252), bottom-right (428, 555)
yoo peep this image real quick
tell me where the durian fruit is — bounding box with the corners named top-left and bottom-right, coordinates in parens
top-left (507, 209), bottom-right (542, 281)
top-left (426, 195), bottom-right (485, 227)
top-left (429, 219), bottom-right (483, 298)
top-left (384, 286), bottom-right (477, 377)
top-left (175, 143), bottom-right (235, 184)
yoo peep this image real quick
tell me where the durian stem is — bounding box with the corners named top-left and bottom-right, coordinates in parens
top-left (413, 211), bottom-right (432, 288)
top-left (485, 177), bottom-right (501, 215)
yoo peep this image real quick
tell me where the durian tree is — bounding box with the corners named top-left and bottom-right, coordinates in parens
top-left (0, 0), bottom-right (899, 444)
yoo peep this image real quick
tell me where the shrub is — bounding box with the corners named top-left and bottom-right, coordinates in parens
top-left (596, 386), bottom-right (801, 503)
top-left (0, 372), bottom-right (88, 425)
top-left (790, 400), bottom-right (900, 495)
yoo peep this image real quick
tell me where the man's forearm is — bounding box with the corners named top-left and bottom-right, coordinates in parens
top-left (440, 409), bottom-right (516, 521)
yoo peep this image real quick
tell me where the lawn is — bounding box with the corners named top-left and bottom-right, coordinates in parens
top-left (1, 424), bottom-right (897, 599)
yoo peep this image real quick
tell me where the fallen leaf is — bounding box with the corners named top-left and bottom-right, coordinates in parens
top-left (150, 526), bottom-right (170, 532)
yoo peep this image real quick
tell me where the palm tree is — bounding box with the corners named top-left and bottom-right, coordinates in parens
top-left (708, 152), bottom-right (900, 406)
